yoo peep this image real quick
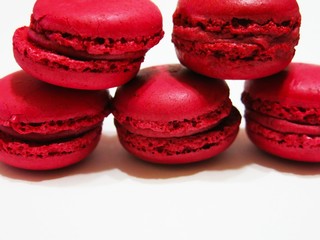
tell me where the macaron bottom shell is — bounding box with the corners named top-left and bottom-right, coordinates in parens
top-left (246, 120), bottom-right (320, 162)
top-left (0, 126), bottom-right (102, 170)
top-left (176, 49), bottom-right (294, 80)
top-left (115, 107), bottom-right (241, 164)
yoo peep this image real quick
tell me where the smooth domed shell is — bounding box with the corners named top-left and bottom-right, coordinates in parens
top-left (32, 0), bottom-right (163, 39)
top-left (113, 64), bottom-right (230, 121)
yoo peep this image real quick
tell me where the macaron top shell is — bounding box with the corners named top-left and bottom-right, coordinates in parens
top-left (32, 0), bottom-right (163, 39)
top-left (244, 63), bottom-right (320, 107)
top-left (242, 63), bottom-right (320, 125)
top-left (113, 64), bottom-right (230, 121)
top-left (174, 0), bottom-right (300, 23)
top-left (0, 71), bottom-right (110, 134)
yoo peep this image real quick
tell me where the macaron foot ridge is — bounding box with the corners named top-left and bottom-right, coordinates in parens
top-left (246, 120), bottom-right (320, 162)
top-left (115, 107), bottom-right (241, 164)
top-left (113, 99), bottom-right (233, 138)
top-left (13, 27), bottom-right (143, 90)
top-left (0, 126), bottom-right (102, 170)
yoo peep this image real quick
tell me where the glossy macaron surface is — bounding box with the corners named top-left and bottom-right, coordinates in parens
top-left (113, 64), bottom-right (232, 137)
top-left (243, 63), bottom-right (320, 107)
top-left (31, 0), bottom-right (163, 40)
top-left (0, 71), bottom-right (110, 124)
top-left (174, 0), bottom-right (300, 22)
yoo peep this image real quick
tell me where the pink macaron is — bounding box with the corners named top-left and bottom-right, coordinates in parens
top-left (242, 63), bottom-right (320, 162)
top-left (0, 71), bottom-right (111, 170)
top-left (172, 0), bottom-right (301, 80)
top-left (13, 0), bottom-right (164, 90)
top-left (113, 64), bottom-right (241, 164)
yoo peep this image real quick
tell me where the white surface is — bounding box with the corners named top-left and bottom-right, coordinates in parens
top-left (1, 1), bottom-right (320, 240)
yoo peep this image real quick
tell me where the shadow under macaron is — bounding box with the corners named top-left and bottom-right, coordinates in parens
top-left (0, 133), bottom-right (123, 182)
top-left (1, 129), bottom-right (320, 183)
top-left (250, 144), bottom-right (320, 176)
top-left (98, 130), bottom-right (320, 179)
top-left (70, 129), bottom-right (258, 180)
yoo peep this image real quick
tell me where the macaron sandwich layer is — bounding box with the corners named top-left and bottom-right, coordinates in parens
top-left (113, 64), bottom-right (241, 164)
top-left (115, 107), bottom-right (241, 164)
top-left (13, 0), bottom-right (164, 90)
top-left (172, 0), bottom-right (301, 80)
top-left (0, 71), bottom-right (111, 170)
top-left (242, 63), bottom-right (320, 162)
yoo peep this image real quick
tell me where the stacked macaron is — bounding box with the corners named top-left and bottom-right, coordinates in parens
top-left (2, 0), bottom-right (315, 168)
top-left (0, 0), bottom-right (163, 170)
top-left (113, 0), bottom-right (303, 164)
top-left (205, 1), bottom-right (320, 162)
top-left (170, 0), bottom-right (320, 163)
top-left (13, 0), bottom-right (164, 90)
top-left (185, 1), bottom-right (320, 161)
top-left (172, 0), bottom-right (301, 80)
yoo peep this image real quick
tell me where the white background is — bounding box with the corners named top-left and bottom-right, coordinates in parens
top-left (1, 1), bottom-right (320, 239)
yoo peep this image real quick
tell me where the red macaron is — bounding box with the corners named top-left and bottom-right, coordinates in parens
top-left (113, 64), bottom-right (241, 164)
top-left (172, 0), bottom-right (301, 80)
top-left (242, 63), bottom-right (320, 162)
top-left (0, 71), bottom-right (111, 170)
top-left (13, 0), bottom-right (164, 90)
